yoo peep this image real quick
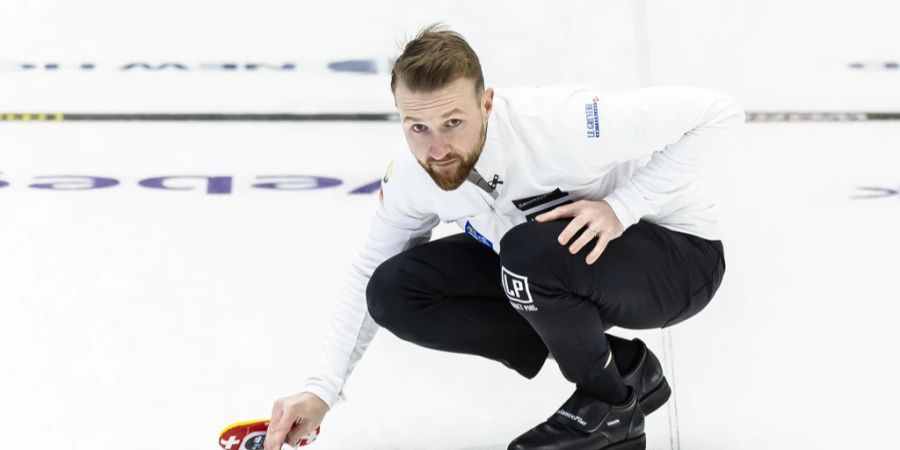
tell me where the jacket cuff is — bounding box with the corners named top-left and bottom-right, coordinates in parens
top-left (302, 380), bottom-right (346, 410)
top-left (603, 183), bottom-right (654, 230)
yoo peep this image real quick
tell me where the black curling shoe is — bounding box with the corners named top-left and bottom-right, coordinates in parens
top-left (508, 389), bottom-right (646, 450)
top-left (621, 338), bottom-right (671, 415)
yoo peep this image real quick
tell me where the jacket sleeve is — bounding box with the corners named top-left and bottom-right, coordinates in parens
top-left (581, 85), bottom-right (746, 229)
top-left (301, 156), bottom-right (439, 408)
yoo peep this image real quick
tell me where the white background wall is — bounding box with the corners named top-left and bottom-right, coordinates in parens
top-left (2, 0), bottom-right (897, 113)
top-left (643, 0), bottom-right (900, 110)
top-left (0, 1), bottom-right (641, 112)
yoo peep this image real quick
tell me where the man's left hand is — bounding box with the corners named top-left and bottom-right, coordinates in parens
top-left (535, 200), bottom-right (624, 265)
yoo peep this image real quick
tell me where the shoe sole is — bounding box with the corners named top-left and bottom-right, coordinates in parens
top-left (598, 433), bottom-right (646, 450)
top-left (639, 376), bottom-right (671, 415)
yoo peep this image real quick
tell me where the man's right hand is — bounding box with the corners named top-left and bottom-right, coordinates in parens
top-left (264, 392), bottom-right (329, 450)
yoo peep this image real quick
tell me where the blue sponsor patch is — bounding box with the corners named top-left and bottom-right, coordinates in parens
top-left (465, 220), bottom-right (493, 250)
top-left (584, 96), bottom-right (600, 138)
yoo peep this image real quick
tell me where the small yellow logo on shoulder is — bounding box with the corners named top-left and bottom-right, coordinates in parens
top-left (382, 160), bottom-right (394, 183)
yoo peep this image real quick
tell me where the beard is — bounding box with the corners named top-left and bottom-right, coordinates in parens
top-left (418, 121), bottom-right (487, 191)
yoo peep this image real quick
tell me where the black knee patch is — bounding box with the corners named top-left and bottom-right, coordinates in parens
top-left (504, 219), bottom-right (568, 265)
top-left (366, 260), bottom-right (400, 328)
top-left (500, 221), bottom-right (569, 264)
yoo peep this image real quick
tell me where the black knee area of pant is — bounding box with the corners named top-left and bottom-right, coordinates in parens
top-left (366, 258), bottom-right (407, 331)
top-left (499, 221), bottom-right (557, 273)
top-left (499, 221), bottom-right (577, 306)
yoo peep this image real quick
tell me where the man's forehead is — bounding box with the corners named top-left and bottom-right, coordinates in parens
top-left (397, 77), bottom-right (478, 103)
top-left (396, 76), bottom-right (476, 96)
top-left (397, 90), bottom-right (478, 122)
top-left (402, 107), bottom-right (466, 123)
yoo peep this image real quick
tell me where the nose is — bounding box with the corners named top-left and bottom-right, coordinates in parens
top-left (428, 134), bottom-right (452, 161)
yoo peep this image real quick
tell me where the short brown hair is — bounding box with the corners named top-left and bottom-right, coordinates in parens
top-left (390, 24), bottom-right (484, 97)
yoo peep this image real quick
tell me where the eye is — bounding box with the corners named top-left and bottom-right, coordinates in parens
top-left (447, 119), bottom-right (462, 128)
top-left (411, 124), bottom-right (427, 133)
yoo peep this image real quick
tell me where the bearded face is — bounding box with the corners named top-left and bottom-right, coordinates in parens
top-left (394, 77), bottom-right (494, 191)
top-left (418, 120), bottom-right (487, 190)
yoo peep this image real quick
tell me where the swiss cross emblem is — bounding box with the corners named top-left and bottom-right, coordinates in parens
top-left (220, 436), bottom-right (241, 450)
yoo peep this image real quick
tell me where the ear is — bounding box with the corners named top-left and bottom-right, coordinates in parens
top-left (482, 87), bottom-right (495, 118)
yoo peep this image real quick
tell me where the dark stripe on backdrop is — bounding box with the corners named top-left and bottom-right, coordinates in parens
top-left (1, 111), bottom-right (899, 122)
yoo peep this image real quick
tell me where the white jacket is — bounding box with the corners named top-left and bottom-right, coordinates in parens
top-left (302, 84), bottom-right (746, 407)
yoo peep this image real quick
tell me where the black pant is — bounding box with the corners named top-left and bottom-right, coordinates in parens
top-left (366, 219), bottom-right (725, 392)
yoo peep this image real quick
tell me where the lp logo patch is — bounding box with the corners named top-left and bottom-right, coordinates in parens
top-left (501, 266), bottom-right (538, 311)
